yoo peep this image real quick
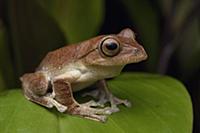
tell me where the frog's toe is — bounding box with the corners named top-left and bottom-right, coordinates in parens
top-left (85, 106), bottom-right (113, 115)
top-left (70, 105), bottom-right (111, 122)
top-left (110, 106), bottom-right (120, 113)
top-left (47, 98), bottom-right (68, 112)
top-left (110, 95), bottom-right (132, 108)
top-left (84, 114), bottom-right (107, 122)
top-left (57, 105), bottom-right (68, 113)
top-left (82, 100), bottom-right (104, 107)
top-left (123, 99), bottom-right (132, 107)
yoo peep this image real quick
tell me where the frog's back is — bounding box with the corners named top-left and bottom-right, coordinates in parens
top-left (36, 35), bottom-right (105, 75)
top-left (37, 44), bottom-right (78, 72)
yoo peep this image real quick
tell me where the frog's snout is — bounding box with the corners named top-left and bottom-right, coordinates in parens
top-left (132, 47), bottom-right (140, 55)
top-left (132, 46), bottom-right (148, 61)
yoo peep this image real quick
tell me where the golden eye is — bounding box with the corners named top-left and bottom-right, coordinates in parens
top-left (100, 38), bottom-right (120, 57)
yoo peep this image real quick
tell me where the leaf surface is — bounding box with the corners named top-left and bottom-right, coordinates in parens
top-left (0, 73), bottom-right (193, 133)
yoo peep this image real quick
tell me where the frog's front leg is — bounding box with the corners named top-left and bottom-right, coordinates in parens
top-left (20, 72), bottom-right (67, 112)
top-left (52, 79), bottom-right (113, 122)
top-left (83, 80), bottom-right (131, 112)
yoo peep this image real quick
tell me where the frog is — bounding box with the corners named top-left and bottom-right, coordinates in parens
top-left (20, 28), bottom-right (147, 122)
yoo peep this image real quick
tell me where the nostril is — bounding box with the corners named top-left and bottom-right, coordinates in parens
top-left (135, 48), bottom-right (140, 53)
top-left (133, 48), bottom-right (140, 55)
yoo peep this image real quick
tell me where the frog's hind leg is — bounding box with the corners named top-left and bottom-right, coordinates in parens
top-left (20, 72), bottom-right (67, 112)
top-left (82, 88), bottom-right (107, 107)
top-left (52, 79), bottom-right (115, 122)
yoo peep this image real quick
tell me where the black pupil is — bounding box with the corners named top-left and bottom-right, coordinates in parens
top-left (105, 42), bottom-right (118, 50)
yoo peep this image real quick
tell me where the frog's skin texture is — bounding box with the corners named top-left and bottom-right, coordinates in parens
top-left (20, 28), bottom-right (147, 122)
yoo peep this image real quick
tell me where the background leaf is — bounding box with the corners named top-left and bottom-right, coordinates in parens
top-left (120, 0), bottom-right (160, 72)
top-left (172, 0), bottom-right (193, 32)
top-left (158, 0), bottom-right (193, 32)
top-left (7, 0), bottom-right (66, 76)
top-left (6, 0), bottom-right (104, 78)
top-left (0, 21), bottom-right (15, 88)
top-left (0, 73), bottom-right (193, 133)
top-left (177, 18), bottom-right (200, 78)
top-left (37, 0), bottom-right (105, 43)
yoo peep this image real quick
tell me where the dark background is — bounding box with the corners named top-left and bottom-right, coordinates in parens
top-left (0, 0), bottom-right (199, 132)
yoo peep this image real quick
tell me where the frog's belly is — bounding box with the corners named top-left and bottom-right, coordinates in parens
top-left (71, 80), bottom-right (96, 92)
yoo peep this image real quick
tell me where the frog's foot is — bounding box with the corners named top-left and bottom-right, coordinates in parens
top-left (70, 105), bottom-right (115, 122)
top-left (82, 88), bottom-right (131, 112)
top-left (48, 98), bottom-right (68, 112)
top-left (45, 92), bottom-right (68, 112)
top-left (109, 94), bottom-right (132, 110)
top-left (81, 100), bottom-right (104, 107)
top-left (99, 94), bottom-right (131, 113)
top-left (82, 89), bottom-right (106, 107)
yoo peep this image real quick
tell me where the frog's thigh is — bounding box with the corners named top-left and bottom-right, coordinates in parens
top-left (20, 72), bottom-right (53, 108)
top-left (51, 70), bottom-right (81, 105)
top-left (52, 79), bottom-right (79, 109)
top-left (21, 72), bottom-right (49, 95)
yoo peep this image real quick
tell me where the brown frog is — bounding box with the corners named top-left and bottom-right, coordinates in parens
top-left (20, 28), bottom-right (147, 122)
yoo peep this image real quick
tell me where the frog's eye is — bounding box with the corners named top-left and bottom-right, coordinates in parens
top-left (100, 38), bottom-right (120, 57)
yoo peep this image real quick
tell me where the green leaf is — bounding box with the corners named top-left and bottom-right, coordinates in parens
top-left (0, 73), bottom-right (192, 133)
top-left (120, 0), bottom-right (160, 72)
top-left (37, 0), bottom-right (105, 43)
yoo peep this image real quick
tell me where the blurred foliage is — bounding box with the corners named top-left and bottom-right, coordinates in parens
top-left (172, 0), bottom-right (193, 32)
top-left (0, 22), bottom-right (15, 89)
top-left (37, 0), bottom-right (104, 43)
top-left (7, 0), bottom-right (66, 76)
top-left (0, 24), bottom-right (6, 90)
top-left (178, 18), bottom-right (200, 78)
top-left (6, 0), bottom-right (104, 78)
top-left (0, 72), bottom-right (5, 91)
top-left (121, 0), bottom-right (159, 71)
